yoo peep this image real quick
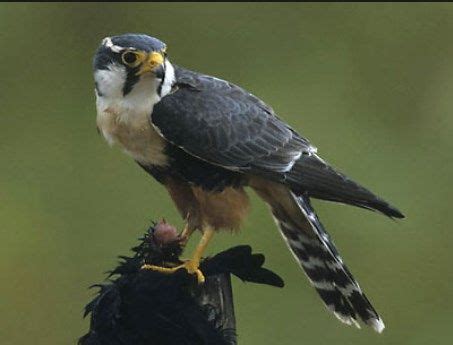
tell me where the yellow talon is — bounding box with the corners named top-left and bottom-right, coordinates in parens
top-left (141, 225), bottom-right (214, 285)
top-left (141, 260), bottom-right (205, 284)
top-left (183, 260), bottom-right (205, 284)
top-left (140, 263), bottom-right (179, 274)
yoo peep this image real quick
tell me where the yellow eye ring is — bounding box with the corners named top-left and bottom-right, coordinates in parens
top-left (121, 51), bottom-right (142, 67)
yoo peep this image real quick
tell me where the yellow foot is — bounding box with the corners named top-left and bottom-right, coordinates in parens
top-left (141, 260), bottom-right (205, 284)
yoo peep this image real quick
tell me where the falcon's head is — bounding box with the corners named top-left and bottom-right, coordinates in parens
top-left (93, 34), bottom-right (175, 101)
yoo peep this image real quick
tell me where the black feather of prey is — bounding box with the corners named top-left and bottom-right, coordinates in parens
top-left (79, 222), bottom-right (284, 345)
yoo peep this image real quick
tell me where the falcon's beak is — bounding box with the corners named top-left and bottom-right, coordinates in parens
top-left (138, 52), bottom-right (164, 76)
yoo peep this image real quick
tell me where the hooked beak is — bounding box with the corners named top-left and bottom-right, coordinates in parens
top-left (137, 52), bottom-right (164, 76)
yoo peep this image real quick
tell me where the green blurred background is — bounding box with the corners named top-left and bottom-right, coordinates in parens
top-left (1, 2), bottom-right (452, 344)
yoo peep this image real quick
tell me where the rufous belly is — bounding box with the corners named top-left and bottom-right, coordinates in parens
top-left (164, 177), bottom-right (250, 232)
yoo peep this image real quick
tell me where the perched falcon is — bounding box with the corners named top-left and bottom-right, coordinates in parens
top-left (93, 33), bottom-right (404, 333)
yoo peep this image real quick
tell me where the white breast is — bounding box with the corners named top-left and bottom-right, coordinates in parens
top-left (95, 67), bottom-right (168, 167)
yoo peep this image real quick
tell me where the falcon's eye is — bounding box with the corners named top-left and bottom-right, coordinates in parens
top-left (122, 51), bottom-right (139, 66)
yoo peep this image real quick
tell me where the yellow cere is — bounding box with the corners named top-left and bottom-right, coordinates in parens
top-left (137, 51), bottom-right (165, 75)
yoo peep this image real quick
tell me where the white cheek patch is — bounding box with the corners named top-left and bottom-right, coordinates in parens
top-left (160, 60), bottom-right (176, 97)
top-left (94, 64), bottom-right (127, 99)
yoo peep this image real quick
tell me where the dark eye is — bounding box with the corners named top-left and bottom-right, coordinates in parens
top-left (122, 51), bottom-right (138, 65)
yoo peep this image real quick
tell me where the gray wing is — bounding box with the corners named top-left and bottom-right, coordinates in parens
top-left (151, 67), bottom-right (404, 218)
top-left (151, 67), bottom-right (314, 175)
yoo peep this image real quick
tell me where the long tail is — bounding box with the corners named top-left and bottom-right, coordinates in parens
top-left (287, 155), bottom-right (404, 219)
top-left (251, 180), bottom-right (385, 332)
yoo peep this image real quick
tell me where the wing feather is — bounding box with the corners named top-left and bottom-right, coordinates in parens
top-left (151, 66), bottom-right (404, 217)
top-left (151, 67), bottom-right (312, 175)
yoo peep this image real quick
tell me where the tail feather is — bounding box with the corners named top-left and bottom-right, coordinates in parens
top-left (287, 155), bottom-right (404, 219)
top-left (265, 187), bottom-right (385, 332)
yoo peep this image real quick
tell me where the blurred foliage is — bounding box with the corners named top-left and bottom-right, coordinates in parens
top-left (1, 3), bottom-right (452, 345)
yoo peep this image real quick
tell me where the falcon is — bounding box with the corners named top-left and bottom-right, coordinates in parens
top-left (93, 33), bottom-right (404, 332)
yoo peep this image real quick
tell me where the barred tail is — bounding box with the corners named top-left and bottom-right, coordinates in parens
top-left (283, 193), bottom-right (384, 331)
top-left (252, 179), bottom-right (384, 332)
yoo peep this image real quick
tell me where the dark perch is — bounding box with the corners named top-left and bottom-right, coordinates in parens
top-left (79, 221), bottom-right (284, 345)
top-left (193, 274), bottom-right (236, 345)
